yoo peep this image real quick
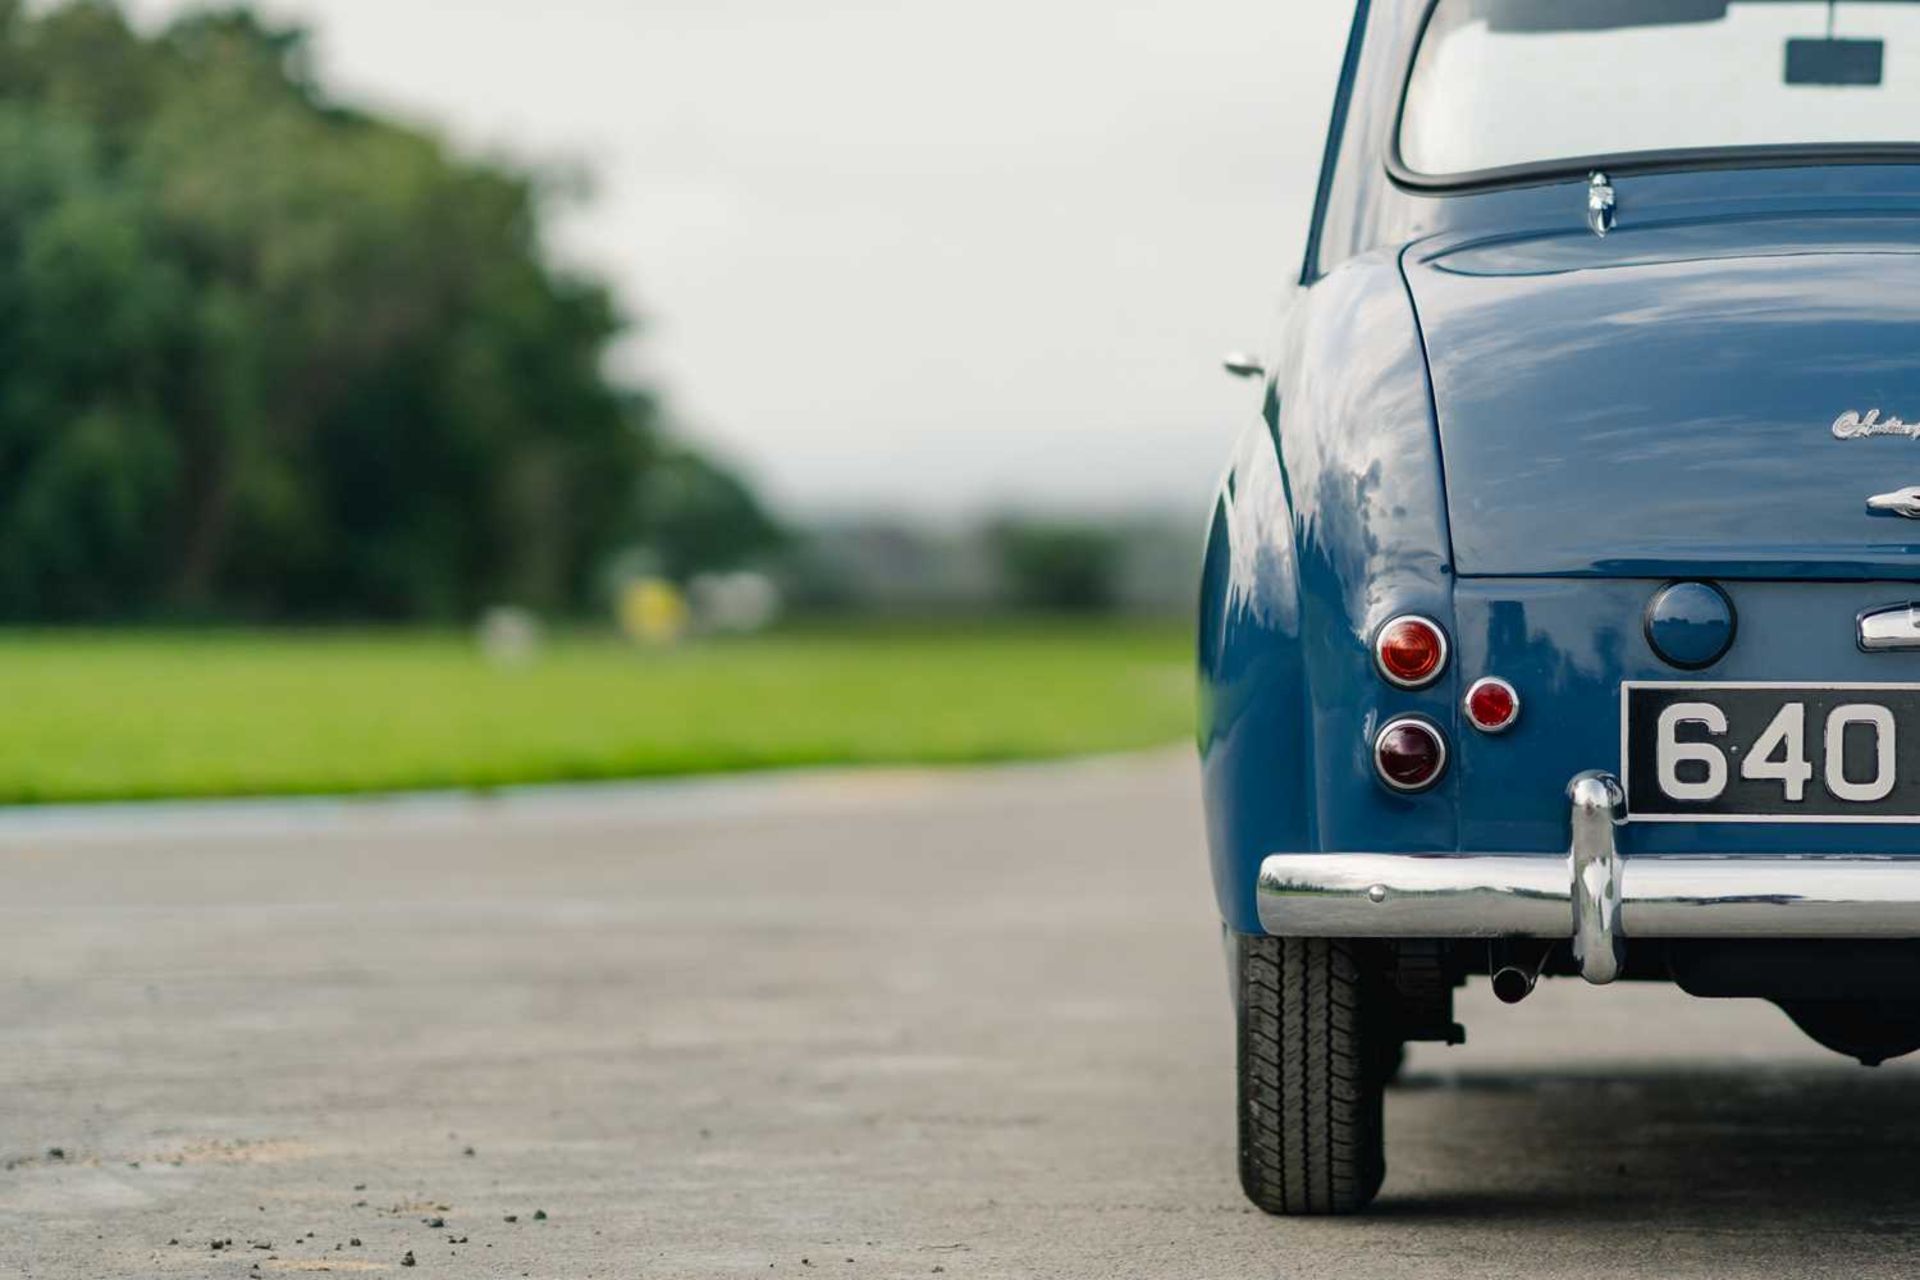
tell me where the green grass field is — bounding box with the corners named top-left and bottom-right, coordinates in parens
top-left (0, 622), bottom-right (1193, 804)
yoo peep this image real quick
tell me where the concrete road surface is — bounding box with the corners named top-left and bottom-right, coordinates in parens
top-left (3, 753), bottom-right (1919, 1278)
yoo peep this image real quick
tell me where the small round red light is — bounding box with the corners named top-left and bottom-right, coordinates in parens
top-left (1374, 717), bottom-right (1448, 792)
top-left (1464, 677), bottom-right (1520, 733)
top-left (1374, 615), bottom-right (1448, 688)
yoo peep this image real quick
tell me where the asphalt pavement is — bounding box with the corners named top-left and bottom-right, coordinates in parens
top-left (3, 752), bottom-right (1919, 1278)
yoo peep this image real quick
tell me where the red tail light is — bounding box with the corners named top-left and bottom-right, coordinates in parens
top-left (1374, 716), bottom-right (1448, 792)
top-left (1464, 677), bottom-right (1520, 733)
top-left (1374, 615), bottom-right (1448, 688)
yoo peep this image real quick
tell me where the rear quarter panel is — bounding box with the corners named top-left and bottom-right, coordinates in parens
top-left (1199, 247), bottom-right (1456, 931)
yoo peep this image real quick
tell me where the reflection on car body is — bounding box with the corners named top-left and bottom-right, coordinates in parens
top-left (1201, 0), bottom-right (1920, 1215)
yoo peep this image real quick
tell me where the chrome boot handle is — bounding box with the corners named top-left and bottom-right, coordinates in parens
top-left (1867, 486), bottom-right (1920, 518)
top-left (1859, 603), bottom-right (1920, 651)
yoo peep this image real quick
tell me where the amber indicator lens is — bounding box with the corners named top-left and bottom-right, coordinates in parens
top-left (1374, 615), bottom-right (1448, 688)
top-left (1374, 717), bottom-right (1447, 792)
top-left (1464, 677), bottom-right (1520, 733)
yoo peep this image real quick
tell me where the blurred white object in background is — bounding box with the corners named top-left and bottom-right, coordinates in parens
top-left (689, 571), bottom-right (781, 634)
top-left (478, 605), bottom-right (544, 666)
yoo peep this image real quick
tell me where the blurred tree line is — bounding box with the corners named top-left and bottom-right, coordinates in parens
top-left (0, 1), bottom-right (778, 621)
top-left (785, 513), bottom-right (1193, 618)
top-left (984, 519), bottom-right (1122, 613)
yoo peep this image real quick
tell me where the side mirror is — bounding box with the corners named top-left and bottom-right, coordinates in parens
top-left (1222, 352), bottom-right (1266, 380)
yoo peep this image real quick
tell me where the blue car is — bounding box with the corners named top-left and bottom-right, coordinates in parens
top-left (1202, 0), bottom-right (1920, 1214)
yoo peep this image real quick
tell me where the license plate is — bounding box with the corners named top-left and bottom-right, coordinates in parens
top-left (1622, 682), bottom-right (1920, 822)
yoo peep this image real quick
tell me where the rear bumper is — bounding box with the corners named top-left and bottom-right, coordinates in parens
top-left (1256, 771), bottom-right (1920, 984)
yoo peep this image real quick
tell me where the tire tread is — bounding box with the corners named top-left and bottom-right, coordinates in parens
top-left (1236, 936), bottom-right (1385, 1215)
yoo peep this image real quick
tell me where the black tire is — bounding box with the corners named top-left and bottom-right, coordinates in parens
top-left (1235, 934), bottom-right (1387, 1215)
top-left (1373, 1036), bottom-right (1407, 1088)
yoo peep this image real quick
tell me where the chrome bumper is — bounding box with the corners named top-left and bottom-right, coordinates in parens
top-left (1256, 771), bottom-right (1920, 984)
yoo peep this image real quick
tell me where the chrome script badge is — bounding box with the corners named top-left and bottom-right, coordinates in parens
top-left (1835, 409), bottom-right (1920, 439)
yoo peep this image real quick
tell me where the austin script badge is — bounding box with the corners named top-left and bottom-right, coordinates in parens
top-left (1835, 409), bottom-right (1920, 439)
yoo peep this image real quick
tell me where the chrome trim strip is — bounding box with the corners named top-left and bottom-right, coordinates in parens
top-left (1254, 771), bottom-right (1920, 965)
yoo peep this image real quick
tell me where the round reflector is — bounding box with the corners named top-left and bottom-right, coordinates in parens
top-left (1464, 677), bottom-right (1520, 733)
top-left (1374, 716), bottom-right (1448, 792)
top-left (1374, 615), bottom-right (1448, 688)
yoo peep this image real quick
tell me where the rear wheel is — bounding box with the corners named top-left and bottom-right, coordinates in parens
top-left (1373, 1036), bottom-right (1407, 1087)
top-left (1234, 934), bottom-right (1388, 1215)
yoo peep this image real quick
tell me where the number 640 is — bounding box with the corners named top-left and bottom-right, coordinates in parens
top-left (1656, 701), bottom-right (1895, 804)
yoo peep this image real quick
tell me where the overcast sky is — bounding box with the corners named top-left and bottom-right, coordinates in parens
top-left (125, 0), bottom-right (1353, 519)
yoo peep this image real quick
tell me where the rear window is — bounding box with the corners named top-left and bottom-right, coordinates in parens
top-left (1399, 0), bottom-right (1920, 179)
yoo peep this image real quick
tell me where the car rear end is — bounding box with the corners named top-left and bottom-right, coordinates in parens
top-left (1218, 0), bottom-right (1920, 1217)
top-left (1268, 201), bottom-right (1920, 989)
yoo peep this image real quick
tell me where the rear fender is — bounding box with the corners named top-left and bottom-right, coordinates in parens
top-left (1200, 249), bottom-right (1456, 932)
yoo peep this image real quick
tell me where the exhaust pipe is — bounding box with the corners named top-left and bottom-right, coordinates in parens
top-left (1491, 965), bottom-right (1537, 1005)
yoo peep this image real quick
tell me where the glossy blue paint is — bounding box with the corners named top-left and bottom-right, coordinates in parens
top-left (1644, 582), bottom-right (1736, 670)
top-left (1450, 578), bottom-right (1920, 857)
top-left (1405, 211), bottom-right (1920, 578)
top-left (1198, 0), bottom-right (1920, 936)
top-left (1200, 249), bottom-right (1454, 933)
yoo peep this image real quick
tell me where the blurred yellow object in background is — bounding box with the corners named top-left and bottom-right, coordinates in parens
top-left (619, 578), bottom-right (689, 646)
